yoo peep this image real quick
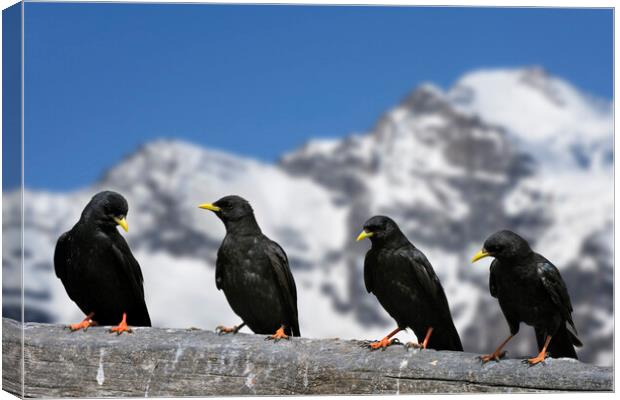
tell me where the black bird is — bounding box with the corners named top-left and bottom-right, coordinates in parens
top-left (199, 195), bottom-right (300, 340)
top-left (54, 191), bottom-right (151, 334)
top-left (472, 230), bottom-right (582, 365)
top-left (357, 216), bottom-right (463, 351)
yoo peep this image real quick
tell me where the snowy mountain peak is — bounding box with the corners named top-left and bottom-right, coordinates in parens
top-left (103, 138), bottom-right (254, 181)
top-left (447, 67), bottom-right (612, 170)
top-left (396, 82), bottom-right (450, 116)
top-left (403, 82), bottom-right (445, 103)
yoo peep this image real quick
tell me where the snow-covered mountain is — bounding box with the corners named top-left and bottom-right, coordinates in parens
top-left (2, 67), bottom-right (612, 366)
top-left (448, 67), bottom-right (613, 170)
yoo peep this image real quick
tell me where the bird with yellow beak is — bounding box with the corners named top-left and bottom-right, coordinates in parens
top-left (472, 230), bottom-right (581, 365)
top-left (54, 190), bottom-right (151, 335)
top-left (198, 195), bottom-right (301, 340)
top-left (356, 215), bottom-right (463, 352)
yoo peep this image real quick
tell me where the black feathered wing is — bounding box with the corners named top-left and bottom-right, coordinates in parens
top-left (109, 234), bottom-right (151, 326)
top-left (489, 260), bottom-right (499, 298)
top-left (215, 245), bottom-right (225, 290)
top-left (489, 260), bottom-right (521, 335)
top-left (54, 231), bottom-right (80, 302)
top-left (536, 261), bottom-right (581, 347)
top-left (400, 247), bottom-right (463, 351)
top-left (363, 249), bottom-right (377, 293)
top-left (54, 232), bottom-right (69, 281)
top-left (406, 248), bottom-right (443, 301)
top-left (110, 236), bottom-right (145, 299)
top-left (265, 239), bottom-right (301, 337)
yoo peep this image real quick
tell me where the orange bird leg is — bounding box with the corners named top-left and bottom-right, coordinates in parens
top-left (68, 313), bottom-right (96, 332)
top-left (406, 327), bottom-right (434, 350)
top-left (479, 334), bottom-right (514, 363)
top-left (369, 327), bottom-right (402, 351)
top-left (265, 325), bottom-right (289, 342)
top-left (526, 335), bottom-right (552, 365)
top-left (421, 327), bottom-right (434, 349)
top-left (109, 313), bottom-right (133, 335)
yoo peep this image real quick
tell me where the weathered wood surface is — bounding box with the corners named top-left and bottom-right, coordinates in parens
top-left (2, 318), bottom-right (612, 397)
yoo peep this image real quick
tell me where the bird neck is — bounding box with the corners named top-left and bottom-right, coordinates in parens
top-left (224, 214), bottom-right (262, 236)
top-left (512, 250), bottom-right (536, 262)
top-left (371, 229), bottom-right (411, 250)
top-left (79, 211), bottom-right (117, 234)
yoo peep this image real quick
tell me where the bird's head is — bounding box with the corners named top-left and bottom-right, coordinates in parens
top-left (471, 230), bottom-right (532, 263)
top-left (356, 215), bottom-right (402, 245)
top-left (198, 195), bottom-right (257, 231)
top-left (82, 190), bottom-right (129, 233)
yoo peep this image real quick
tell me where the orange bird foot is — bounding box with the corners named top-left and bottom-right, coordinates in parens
top-left (265, 326), bottom-right (289, 342)
top-left (524, 352), bottom-right (547, 366)
top-left (67, 314), bottom-right (96, 332)
top-left (478, 350), bottom-right (507, 363)
top-left (216, 325), bottom-right (241, 335)
top-left (109, 313), bottom-right (133, 335)
top-left (368, 337), bottom-right (398, 351)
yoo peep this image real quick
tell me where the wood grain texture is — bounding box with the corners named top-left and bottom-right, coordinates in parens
top-left (2, 318), bottom-right (612, 397)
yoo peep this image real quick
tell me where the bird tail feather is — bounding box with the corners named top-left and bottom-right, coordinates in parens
top-left (291, 320), bottom-right (301, 337)
top-left (127, 303), bottom-right (152, 327)
top-left (566, 320), bottom-right (582, 347)
top-left (537, 323), bottom-right (579, 360)
top-left (428, 322), bottom-right (463, 351)
top-left (285, 318), bottom-right (301, 337)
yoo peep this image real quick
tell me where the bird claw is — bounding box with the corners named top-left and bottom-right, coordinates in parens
top-left (66, 318), bottom-right (96, 332)
top-left (523, 354), bottom-right (548, 366)
top-left (265, 336), bottom-right (289, 342)
top-left (265, 327), bottom-right (289, 342)
top-left (109, 326), bottom-right (133, 335)
top-left (478, 351), bottom-right (507, 364)
top-left (108, 313), bottom-right (132, 335)
top-left (522, 359), bottom-right (546, 366)
top-left (367, 337), bottom-right (400, 351)
top-left (265, 332), bottom-right (290, 342)
top-left (265, 335), bottom-right (289, 342)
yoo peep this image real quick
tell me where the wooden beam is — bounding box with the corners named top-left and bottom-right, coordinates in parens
top-left (2, 318), bottom-right (612, 396)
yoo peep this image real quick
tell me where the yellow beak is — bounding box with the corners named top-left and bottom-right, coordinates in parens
top-left (471, 249), bottom-right (490, 263)
top-left (114, 217), bottom-right (128, 233)
top-left (356, 230), bottom-right (374, 241)
top-left (198, 203), bottom-right (222, 212)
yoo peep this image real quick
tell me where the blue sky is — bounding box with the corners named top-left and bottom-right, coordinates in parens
top-left (3, 3), bottom-right (21, 190)
top-left (20, 4), bottom-right (613, 190)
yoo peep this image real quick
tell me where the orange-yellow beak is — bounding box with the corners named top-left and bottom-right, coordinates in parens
top-left (471, 249), bottom-right (490, 263)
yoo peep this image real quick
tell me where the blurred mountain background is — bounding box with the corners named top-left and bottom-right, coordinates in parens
top-left (3, 67), bottom-right (613, 365)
